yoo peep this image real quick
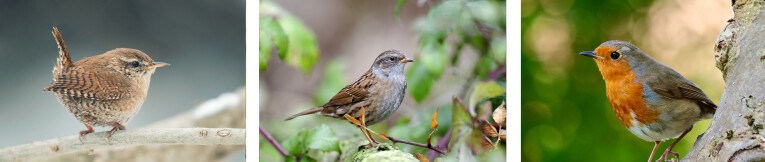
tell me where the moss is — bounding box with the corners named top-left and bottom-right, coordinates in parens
top-left (345, 143), bottom-right (418, 162)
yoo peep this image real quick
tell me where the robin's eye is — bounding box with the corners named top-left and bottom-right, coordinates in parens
top-left (131, 61), bottom-right (140, 67)
top-left (610, 52), bottom-right (620, 59)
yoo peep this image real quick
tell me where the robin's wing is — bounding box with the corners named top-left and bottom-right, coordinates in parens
top-left (645, 67), bottom-right (717, 114)
top-left (44, 67), bottom-right (127, 100)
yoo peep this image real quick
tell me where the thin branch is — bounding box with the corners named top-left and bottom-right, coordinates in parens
top-left (259, 125), bottom-right (288, 157)
top-left (0, 128), bottom-right (244, 161)
top-left (428, 128), bottom-right (452, 161)
top-left (387, 136), bottom-right (446, 154)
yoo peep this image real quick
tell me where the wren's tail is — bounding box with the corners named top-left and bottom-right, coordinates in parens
top-left (285, 107), bottom-right (323, 121)
top-left (51, 27), bottom-right (74, 75)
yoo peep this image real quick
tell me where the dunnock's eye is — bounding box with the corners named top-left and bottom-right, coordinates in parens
top-left (610, 52), bottom-right (620, 59)
top-left (131, 61), bottom-right (140, 67)
top-left (389, 57), bottom-right (395, 62)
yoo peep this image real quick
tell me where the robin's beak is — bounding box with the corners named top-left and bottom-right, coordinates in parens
top-left (145, 62), bottom-right (170, 69)
top-left (400, 57), bottom-right (414, 63)
top-left (579, 51), bottom-right (602, 59)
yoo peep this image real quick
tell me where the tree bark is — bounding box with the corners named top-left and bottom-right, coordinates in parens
top-left (684, 0), bottom-right (765, 161)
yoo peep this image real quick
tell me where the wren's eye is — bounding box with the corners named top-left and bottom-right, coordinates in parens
top-left (131, 61), bottom-right (140, 67)
top-left (610, 51), bottom-right (620, 59)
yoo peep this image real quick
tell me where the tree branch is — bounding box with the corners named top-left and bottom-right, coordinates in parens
top-left (1, 87), bottom-right (246, 161)
top-left (0, 128), bottom-right (244, 161)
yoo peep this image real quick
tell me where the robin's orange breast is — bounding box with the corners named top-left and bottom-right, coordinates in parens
top-left (594, 47), bottom-right (659, 128)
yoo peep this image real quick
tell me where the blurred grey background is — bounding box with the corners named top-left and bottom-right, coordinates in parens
top-left (0, 0), bottom-right (244, 156)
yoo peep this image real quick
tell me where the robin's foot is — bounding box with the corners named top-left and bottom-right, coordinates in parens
top-left (655, 149), bottom-right (680, 162)
top-left (78, 124), bottom-right (95, 143)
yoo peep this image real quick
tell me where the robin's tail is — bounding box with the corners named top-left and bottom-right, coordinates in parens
top-left (285, 107), bottom-right (323, 121)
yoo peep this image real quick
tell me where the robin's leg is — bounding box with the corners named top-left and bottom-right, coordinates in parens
top-left (656, 127), bottom-right (692, 162)
top-left (78, 124), bottom-right (95, 143)
top-left (648, 141), bottom-right (661, 162)
top-left (105, 122), bottom-right (125, 141)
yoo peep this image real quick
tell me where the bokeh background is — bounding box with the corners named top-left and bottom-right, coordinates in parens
top-left (521, 0), bottom-right (731, 161)
top-left (0, 0), bottom-right (244, 160)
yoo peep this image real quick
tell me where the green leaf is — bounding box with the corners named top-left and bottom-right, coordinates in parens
top-left (406, 62), bottom-right (434, 102)
top-left (260, 17), bottom-right (289, 59)
top-left (304, 125), bottom-right (340, 151)
top-left (314, 58), bottom-right (348, 105)
top-left (394, 0), bottom-right (408, 22)
top-left (491, 35), bottom-right (506, 65)
top-left (468, 81), bottom-right (505, 116)
top-left (281, 129), bottom-right (307, 156)
top-left (278, 16), bottom-right (320, 73)
top-left (452, 97), bottom-right (472, 126)
top-left (419, 36), bottom-right (447, 78)
top-left (259, 30), bottom-right (271, 71)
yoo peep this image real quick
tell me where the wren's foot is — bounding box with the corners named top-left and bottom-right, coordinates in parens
top-left (105, 122), bottom-right (126, 142)
top-left (78, 124), bottom-right (95, 143)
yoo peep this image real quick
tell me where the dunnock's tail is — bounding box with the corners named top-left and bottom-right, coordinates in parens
top-left (285, 107), bottom-right (323, 121)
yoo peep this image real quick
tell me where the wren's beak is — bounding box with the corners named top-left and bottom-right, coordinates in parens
top-left (400, 57), bottom-right (414, 63)
top-left (579, 51), bottom-right (602, 59)
top-left (145, 62), bottom-right (170, 70)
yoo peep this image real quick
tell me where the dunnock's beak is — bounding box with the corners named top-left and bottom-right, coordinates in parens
top-left (579, 51), bottom-right (602, 59)
top-left (145, 62), bottom-right (169, 69)
top-left (400, 58), bottom-right (414, 63)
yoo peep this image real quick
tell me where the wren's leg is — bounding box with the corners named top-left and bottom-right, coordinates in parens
top-left (105, 122), bottom-right (126, 141)
top-left (648, 141), bottom-right (661, 162)
top-left (78, 124), bottom-right (95, 142)
top-left (656, 127), bottom-right (692, 162)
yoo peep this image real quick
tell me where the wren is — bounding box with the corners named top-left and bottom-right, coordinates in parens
top-left (44, 27), bottom-right (168, 141)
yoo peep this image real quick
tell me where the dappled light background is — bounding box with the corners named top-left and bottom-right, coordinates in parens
top-left (521, 0), bottom-right (732, 161)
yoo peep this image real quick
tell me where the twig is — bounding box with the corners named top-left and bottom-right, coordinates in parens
top-left (0, 128), bottom-right (244, 161)
top-left (428, 128), bottom-right (452, 161)
top-left (387, 136), bottom-right (446, 154)
top-left (259, 125), bottom-right (289, 157)
top-left (343, 114), bottom-right (447, 154)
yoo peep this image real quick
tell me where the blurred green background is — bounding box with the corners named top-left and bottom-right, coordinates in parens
top-left (521, 0), bottom-right (730, 161)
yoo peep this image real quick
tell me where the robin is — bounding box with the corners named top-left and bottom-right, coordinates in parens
top-left (579, 40), bottom-right (716, 162)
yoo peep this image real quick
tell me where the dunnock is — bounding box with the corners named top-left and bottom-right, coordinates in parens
top-left (285, 49), bottom-right (414, 146)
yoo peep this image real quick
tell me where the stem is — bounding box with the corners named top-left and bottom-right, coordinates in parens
top-left (428, 128), bottom-right (452, 161)
top-left (387, 136), bottom-right (446, 154)
top-left (259, 126), bottom-right (289, 157)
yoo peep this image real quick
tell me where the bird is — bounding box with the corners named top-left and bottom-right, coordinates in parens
top-left (285, 50), bottom-right (414, 147)
top-left (44, 27), bottom-right (168, 141)
top-left (579, 40), bottom-right (716, 162)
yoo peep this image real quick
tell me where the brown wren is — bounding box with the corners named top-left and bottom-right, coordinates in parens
top-left (44, 27), bottom-right (168, 141)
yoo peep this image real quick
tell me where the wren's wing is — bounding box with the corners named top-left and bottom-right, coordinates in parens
top-left (645, 65), bottom-right (717, 116)
top-left (44, 67), bottom-right (127, 100)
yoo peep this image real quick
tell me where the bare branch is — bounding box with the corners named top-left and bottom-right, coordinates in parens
top-left (0, 128), bottom-right (244, 161)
